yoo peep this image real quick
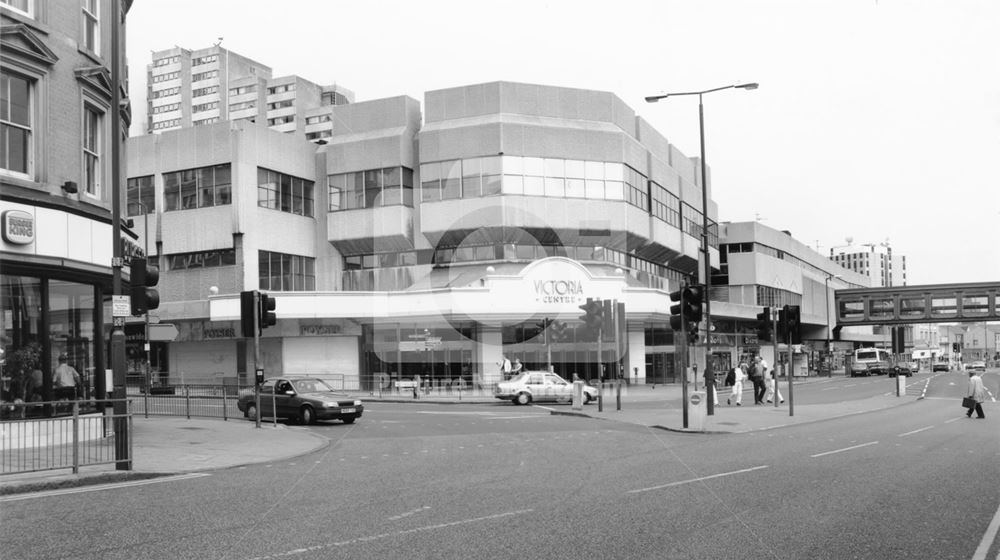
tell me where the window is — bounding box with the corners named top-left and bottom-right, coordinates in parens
top-left (82, 105), bottom-right (102, 196)
top-left (192, 102), bottom-right (218, 113)
top-left (126, 176), bottom-right (155, 215)
top-left (258, 168), bottom-right (314, 217)
top-left (192, 55), bottom-right (217, 66)
top-left (2, 0), bottom-right (34, 17)
top-left (163, 164), bottom-right (231, 211)
top-left (192, 86), bottom-right (218, 98)
top-left (230, 85), bottom-right (256, 96)
top-left (191, 70), bottom-right (218, 82)
top-left (267, 83), bottom-right (295, 95)
top-left (193, 117), bottom-right (218, 126)
top-left (152, 72), bottom-right (179, 83)
top-left (229, 101), bottom-right (255, 112)
top-left (651, 181), bottom-right (680, 227)
top-left (267, 100), bottom-right (294, 111)
top-left (82, 0), bottom-right (99, 54)
top-left (305, 115), bottom-right (330, 125)
top-left (259, 250), bottom-right (315, 291)
top-left (0, 70), bottom-right (32, 177)
top-left (328, 166), bottom-right (413, 211)
top-left (152, 87), bottom-right (180, 99)
top-left (152, 103), bottom-right (180, 114)
top-left (152, 118), bottom-right (180, 130)
top-left (153, 55), bottom-right (179, 67)
top-left (267, 115), bottom-right (294, 126)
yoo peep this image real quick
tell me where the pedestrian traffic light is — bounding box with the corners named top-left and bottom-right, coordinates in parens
top-left (129, 257), bottom-right (159, 316)
top-left (240, 290), bottom-right (257, 338)
top-left (683, 285), bottom-right (704, 323)
top-left (258, 291), bottom-right (277, 332)
top-left (785, 305), bottom-right (802, 344)
top-left (687, 322), bottom-right (700, 345)
top-left (756, 307), bottom-right (771, 342)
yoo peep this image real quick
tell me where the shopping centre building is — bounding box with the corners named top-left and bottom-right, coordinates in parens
top-left (126, 79), bottom-right (880, 391)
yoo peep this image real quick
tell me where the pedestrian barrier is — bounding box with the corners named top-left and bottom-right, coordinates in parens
top-left (0, 400), bottom-right (131, 476)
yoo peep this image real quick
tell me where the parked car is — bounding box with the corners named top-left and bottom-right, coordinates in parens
top-left (237, 376), bottom-right (363, 424)
top-left (932, 361), bottom-right (950, 372)
top-left (494, 371), bottom-right (597, 405)
top-left (970, 361), bottom-right (987, 373)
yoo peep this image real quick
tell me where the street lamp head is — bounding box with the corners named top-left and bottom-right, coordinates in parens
top-left (644, 95), bottom-right (665, 103)
top-left (736, 82), bottom-right (759, 90)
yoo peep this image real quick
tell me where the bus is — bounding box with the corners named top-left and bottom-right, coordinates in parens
top-left (849, 348), bottom-right (892, 377)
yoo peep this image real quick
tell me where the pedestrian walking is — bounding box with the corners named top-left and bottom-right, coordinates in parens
top-left (727, 362), bottom-right (747, 406)
top-left (763, 357), bottom-right (784, 404)
top-left (750, 357), bottom-right (767, 404)
top-left (966, 369), bottom-right (987, 419)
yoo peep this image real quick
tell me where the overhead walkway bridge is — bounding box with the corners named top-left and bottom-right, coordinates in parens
top-left (834, 281), bottom-right (1000, 327)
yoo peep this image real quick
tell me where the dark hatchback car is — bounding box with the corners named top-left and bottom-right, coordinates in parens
top-left (237, 377), bottom-right (363, 425)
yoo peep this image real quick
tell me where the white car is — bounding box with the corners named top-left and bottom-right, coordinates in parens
top-left (494, 371), bottom-right (597, 405)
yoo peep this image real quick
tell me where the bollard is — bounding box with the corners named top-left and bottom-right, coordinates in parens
top-left (688, 391), bottom-right (707, 431)
top-left (572, 380), bottom-right (584, 411)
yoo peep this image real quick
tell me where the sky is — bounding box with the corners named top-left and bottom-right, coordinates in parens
top-left (125, 0), bottom-right (1000, 286)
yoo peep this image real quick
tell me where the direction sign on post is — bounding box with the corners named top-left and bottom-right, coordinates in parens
top-left (147, 322), bottom-right (178, 341)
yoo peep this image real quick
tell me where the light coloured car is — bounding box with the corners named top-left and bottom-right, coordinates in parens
top-left (970, 361), bottom-right (987, 373)
top-left (494, 371), bottom-right (597, 405)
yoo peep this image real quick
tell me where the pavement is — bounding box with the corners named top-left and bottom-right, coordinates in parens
top-left (0, 377), bottom-right (921, 495)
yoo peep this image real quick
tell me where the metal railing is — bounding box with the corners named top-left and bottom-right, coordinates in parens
top-left (0, 400), bottom-right (131, 476)
top-left (127, 384), bottom-right (248, 420)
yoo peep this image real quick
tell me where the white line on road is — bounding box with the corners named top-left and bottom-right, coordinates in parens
top-left (898, 426), bottom-right (934, 437)
top-left (0, 473), bottom-right (211, 502)
top-left (810, 441), bottom-right (879, 458)
top-left (245, 509), bottom-right (534, 559)
top-left (972, 498), bottom-right (1000, 560)
top-left (626, 465), bottom-right (769, 494)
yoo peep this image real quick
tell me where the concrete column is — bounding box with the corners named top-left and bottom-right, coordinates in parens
top-left (480, 326), bottom-right (503, 386)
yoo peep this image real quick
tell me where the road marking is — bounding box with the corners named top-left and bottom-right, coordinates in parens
top-left (972, 499), bottom-right (1000, 560)
top-left (626, 465), bottom-right (769, 494)
top-left (245, 509), bottom-right (533, 559)
top-left (944, 417), bottom-right (963, 424)
top-left (898, 426), bottom-right (934, 437)
top-left (387, 505), bottom-right (431, 521)
top-left (0, 473), bottom-right (210, 503)
top-left (810, 441), bottom-right (879, 458)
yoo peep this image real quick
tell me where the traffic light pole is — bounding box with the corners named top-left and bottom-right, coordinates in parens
top-left (787, 320), bottom-right (795, 417)
top-left (253, 291), bottom-right (262, 429)
top-left (109, 0), bottom-right (130, 470)
top-left (680, 302), bottom-right (689, 429)
top-left (772, 307), bottom-right (780, 409)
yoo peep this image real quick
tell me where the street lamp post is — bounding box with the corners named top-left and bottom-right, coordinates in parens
top-left (646, 83), bottom-right (757, 415)
top-left (824, 273), bottom-right (843, 377)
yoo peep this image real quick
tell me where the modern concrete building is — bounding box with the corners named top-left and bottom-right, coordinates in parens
top-left (1, 0), bottom-right (133, 404)
top-left (128, 81), bottom-right (726, 389)
top-left (831, 242), bottom-right (906, 287)
top-left (144, 44), bottom-right (354, 138)
top-left (716, 222), bottom-right (881, 374)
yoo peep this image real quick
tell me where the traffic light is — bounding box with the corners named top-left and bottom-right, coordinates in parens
top-left (777, 306), bottom-right (788, 342)
top-left (578, 298), bottom-right (604, 338)
top-left (683, 285), bottom-right (704, 324)
top-left (240, 290), bottom-right (257, 338)
top-left (601, 299), bottom-right (614, 341)
top-left (258, 291), bottom-right (277, 332)
top-left (756, 307), bottom-right (771, 342)
top-left (669, 289), bottom-right (685, 331)
top-left (129, 257), bottom-right (159, 316)
top-left (687, 321), bottom-right (700, 345)
top-left (785, 305), bottom-right (802, 344)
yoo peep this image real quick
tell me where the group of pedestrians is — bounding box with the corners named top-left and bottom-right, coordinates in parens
top-left (724, 355), bottom-right (783, 406)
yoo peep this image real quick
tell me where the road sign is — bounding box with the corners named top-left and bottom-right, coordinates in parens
top-left (112, 295), bottom-right (130, 317)
top-left (147, 322), bottom-right (178, 341)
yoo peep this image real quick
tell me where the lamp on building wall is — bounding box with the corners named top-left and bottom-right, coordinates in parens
top-left (61, 181), bottom-right (78, 194)
top-left (646, 82), bottom-right (758, 416)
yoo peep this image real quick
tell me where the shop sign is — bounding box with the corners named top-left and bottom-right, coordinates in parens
top-left (2, 210), bottom-right (34, 244)
top-left (204, 327), bottom-right (237, 339)
top-left (300, 324), bottom-right (341, 336)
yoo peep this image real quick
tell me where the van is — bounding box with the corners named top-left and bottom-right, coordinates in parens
top-left (850, 348), bottom-right (892, 376)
